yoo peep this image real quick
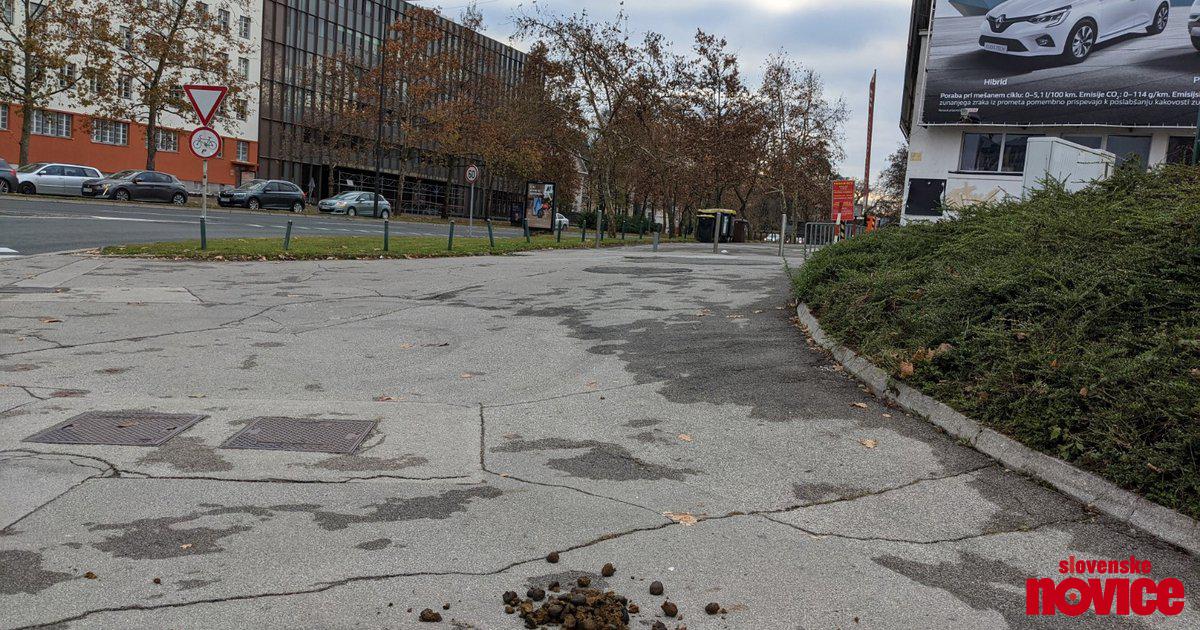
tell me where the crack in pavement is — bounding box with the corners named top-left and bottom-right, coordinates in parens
top-left (0, 450), bottom-right (118, 533)
top-left (10, 518), bottom-right (680, 630)
top-left (480, 380), bottom-right (665, 409)
top-left (112, 471), bottom-right (475, 484)
top-left (759, 512), bottom-right (1094, 546)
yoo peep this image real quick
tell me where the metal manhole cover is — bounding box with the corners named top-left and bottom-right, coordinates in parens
top-left (24, 411), bottom-right (206, 446)
top-left (221, 417), bottom-right (376, 454)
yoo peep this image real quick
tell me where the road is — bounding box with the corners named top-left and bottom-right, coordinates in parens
top-left (0, 194), bottom-right (525, 256)
top-left (0, 244), bottom-right (1196, 628)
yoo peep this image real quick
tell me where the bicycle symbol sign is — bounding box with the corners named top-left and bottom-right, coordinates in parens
top-left (189, 126), bottom-right (221, 159)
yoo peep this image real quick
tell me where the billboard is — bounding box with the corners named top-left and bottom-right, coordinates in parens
top-left (831, 180), bottom-right (856, 221)
top-left (524, 181), bottom-right (556, 230)
top-left (923, 0), bottom-right (1200, 125)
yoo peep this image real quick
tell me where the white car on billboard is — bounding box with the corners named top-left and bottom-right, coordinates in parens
top-left (978, 0), bottom-right (1170, 63)
top-left (1190, 0), bottom-right (1200, 50)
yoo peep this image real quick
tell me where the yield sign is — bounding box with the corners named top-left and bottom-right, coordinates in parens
top-left (183, 84), bottom-right (228, 126)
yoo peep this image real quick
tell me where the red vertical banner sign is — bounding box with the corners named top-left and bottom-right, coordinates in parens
top-left (832, 180), bottom-right (856, 222)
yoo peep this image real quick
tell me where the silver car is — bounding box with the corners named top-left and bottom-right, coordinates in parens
top-left (317, 191), bottom-right (392, 219)
top-left (17, 163), bottom-right (103, 196)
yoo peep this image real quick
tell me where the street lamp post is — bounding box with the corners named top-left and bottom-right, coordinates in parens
top-left (372, 3), bottom-right (394, 219)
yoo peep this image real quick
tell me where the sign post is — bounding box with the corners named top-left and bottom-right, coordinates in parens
top-left (831, 179), bottom-right (856, 223)
top-left (184, 85), bottom-right (228, 250)
top-left (466, 164), bottom-right (479, 238)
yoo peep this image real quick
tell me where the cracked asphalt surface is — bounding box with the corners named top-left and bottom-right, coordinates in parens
top-left (0, 243), bottom-right (1196, 629)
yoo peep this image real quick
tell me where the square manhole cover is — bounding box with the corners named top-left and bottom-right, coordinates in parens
top-left (24, 411), bottom-right (206, 446)
top-left (220, 417), bottom-right (376, 454)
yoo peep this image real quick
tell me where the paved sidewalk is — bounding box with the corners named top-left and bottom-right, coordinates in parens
top-left (0, 243), bottom-right (1195, 629)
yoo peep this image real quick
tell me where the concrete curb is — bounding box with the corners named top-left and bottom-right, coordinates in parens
top-left (796, 302), bottom-right (1199, 557)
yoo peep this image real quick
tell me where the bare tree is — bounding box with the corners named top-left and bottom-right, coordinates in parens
top-left (0, 0), bottom-right (113, 166)
top-left (99, 0), bottom-right (254, 169)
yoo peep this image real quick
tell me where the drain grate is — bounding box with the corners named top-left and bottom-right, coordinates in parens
top-left (24, 411), bottom-right (206, 446)
top-left (220, 417), bottom-right (376, 454)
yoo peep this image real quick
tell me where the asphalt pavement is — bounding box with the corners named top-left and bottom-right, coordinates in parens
top-left (0, 244), bottom-right (1196, 628)
top-left (0, 194), bottom-right (524, 256)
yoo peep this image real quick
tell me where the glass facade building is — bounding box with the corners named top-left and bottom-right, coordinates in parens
top-left (258, 0), bottom-right (527, 215)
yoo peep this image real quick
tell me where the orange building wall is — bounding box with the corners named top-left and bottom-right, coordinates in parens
top-left (0, 105), bottom-right (258, 187)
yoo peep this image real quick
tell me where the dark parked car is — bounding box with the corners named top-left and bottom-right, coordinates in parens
top-left (218, 179), bottom-right (306, 212)
top-left (0, 158), bottom-right (16, 194)
top-left (82, 170), bottom-right (189, 204)
top-left (317, 191), bottom-right (392, 219)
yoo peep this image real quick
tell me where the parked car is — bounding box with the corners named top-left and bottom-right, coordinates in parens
top-left (0, 158), bottom-right (16, 194)
top-left (218, 179), bottom-right (306, 212)
top-left (16, 163), bottom-right (103, 196)
top-left (555, 213), bottom-right (569, 230)
top-left (81, 170), bottom-right (189, 204)
top-left (979, 0), bottom-right (1169, 63)
top-left (317, 191), bottom-right (392, 219)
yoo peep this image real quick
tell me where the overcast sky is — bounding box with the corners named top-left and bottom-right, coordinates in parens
top-left (443, 0), bottom-right (913, 182)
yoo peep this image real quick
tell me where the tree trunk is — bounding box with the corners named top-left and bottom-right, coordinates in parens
top-left (145, 107), bottom-right (159, 170)
top-left (19, 100), bottom-right (34, 167)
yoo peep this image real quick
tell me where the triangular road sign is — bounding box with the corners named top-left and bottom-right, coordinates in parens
top-left (183, 84), bottom-right (228, 126)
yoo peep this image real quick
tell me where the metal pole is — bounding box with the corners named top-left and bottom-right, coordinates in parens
top-left (447, 220), bottom-right (455, 251)
top-left (581, 224), bottom-right (586, 242)
top-left (486, 218), bottom-right (494, 248)
top-left (595, 206), bottom-right (601, 248)
top-left (468, 181), bottom-right (475, 238)
top-left (523, 218), bottom-right (530, 243)
top-left (779, 213), bottom-right (787, 257)
top-left (712, 212), bottom-right (720, 254)
top-left (556, 221), bottom-right (562, 242)
top-left (201, 159), bottom-right (208, 250)
top-left (372, 7), bottom-right (390, 220)
top-left (284, 220), bottom-right (293, 250)
top-left (383, 218), bottom-right (389, 252)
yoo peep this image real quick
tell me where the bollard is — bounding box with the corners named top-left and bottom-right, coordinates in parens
top-left (712, 213), bottom-right (720, 254)
top-left (556, 221), bottom-right (562, 242)
top-left (383, 219), bottom-right (390, 252)
top-left (486, 218), bottom-right (495, 248)
top-left (523, 219), bottom-right (530, 244)
top-left (200, 217), bottom-right (207, 250)
top-left (448, 220), bottom-right (455, 251)
top-left (652, 230), bottom-right (659, 252)
top-left (284, 220), bottom-right (293, 251)
top-left (581, 225), bottom-right (586, 242)
top-left (640, 223), bottom-right (646, 240)
top-left (620, 225), bottom-right (626, 240)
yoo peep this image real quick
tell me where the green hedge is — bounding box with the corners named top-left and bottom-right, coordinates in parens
top-left (793, 165), bottom-right (1200, 518)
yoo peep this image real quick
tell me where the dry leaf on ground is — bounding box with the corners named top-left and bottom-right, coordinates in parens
top-left (851, 402), bottom-right (868, 409)
top-left (678, 434), bottom-right (693, 442)
top-left (663, 512), bottom-right (698, 526)
top-left (859, 438), bottom-right (878, 449)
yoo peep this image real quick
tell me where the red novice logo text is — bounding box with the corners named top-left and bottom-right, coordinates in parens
top-left (1026, 555), bottom-right (1185, 617)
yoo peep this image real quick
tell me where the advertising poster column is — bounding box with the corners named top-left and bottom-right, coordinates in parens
top-left (525, 181), bottom-right (556, 231)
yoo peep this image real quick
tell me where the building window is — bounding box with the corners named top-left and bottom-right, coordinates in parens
top-left (150, 128), bottom-right (178, 152)
top-left (218, 8), bottom-right (230, 30)
top-left (1, 0), bottom-right (13, 24)
top-left (1105, 136), bottom-right (1152, 170)
top-left (120, 25), bottom-right (133, 51)
top-left (57, 63), bottom-right (76, 89)
top-left (235, 98), bottom-right (247, 121)
top-left (117, 75), bottom-right (133, 100)
top-left (0, 103), bottom-right (7, 130)
top-left (238, 57), bottom-right (250, 78)
top-left (239, 15), bottom-right (251, 39)
top-left (32, 110), bottom-right (72, 138)
top-left (959, 133), bottom-right (1038, 173)
top-left (170, 85), bottom-right (184, 104)
top-left (1166, 137), bottom-right (1194, 165)
top-left (1061, 135), bottom-right (1103, 150)
top-left (92, 120), bottom-right (129, 145)
top-left (236, 140), bottom-right (249, 161)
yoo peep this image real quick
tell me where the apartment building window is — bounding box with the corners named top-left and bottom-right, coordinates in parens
top-left (959, 133), bottom-right (1038, 173)
top-left (218, 8), bottom-right (230, 30)
top-left (235, 98), bottom-right (247, 121)
top-left (170, 85), bottom-right (184, 104)
top-left (238, 57), bottom-right (250, 79)
top-left (56, 63), bottom-right (76, 89)
top-left (236, 140), bottom-right (249, 161)
top-left (1, 0), bottom-right (13, 24)
top-left (151, 128), bottom-right (178, 152)
top-left (0, 104), bottom-right (8, 130)
top-left (239, 15), bottom-right (251, 39)
top-left (120, 25), bottom-right (133, 51)
top-left (92, 120), bottom-right (129, 145)
top-left (32, 110), bottom-right (72, 138)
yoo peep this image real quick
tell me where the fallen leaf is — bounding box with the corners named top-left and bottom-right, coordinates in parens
top-left (882, 413), bottom-right (893, 418)
top-left (934, 342), bottom-right (954, 355)
top-left (1147, 462), bottom-right (1163, 473)
top-left (460, 373), bottom-right (474, 379)
top-left (898, 361), bottom-right (915, 378)
top-left (39, 318), bottom-right (62, 324)
top-left (1050, 359), bottom-right (1060, 369)
top-left (678, 433), bottom-right (693, 442)
top-left (859, 439), bottom-right (878, 449)
top-left (851, 402), bottom-right (868, 409)
top-left (180, 544), bottom-right (192, 550)
top-left (374, 395), bottom-right (401, 402)
top-left (1079, 386), bottom-right (1089, 397)
top-left (398, 343), bottom-right (415, 350)
top-left (663, 512), bottom-right (698, 526)
top-left (585, 380), bottom-right (598, 389)
top-left (752, 310), bottom-right (764, 314)
top-left (84, 571), bottom-right (98, 579)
